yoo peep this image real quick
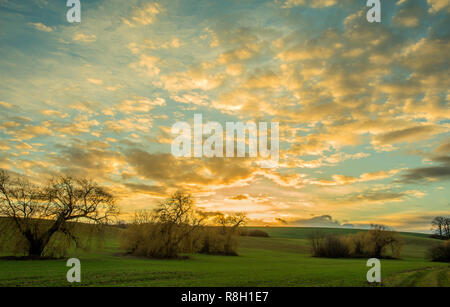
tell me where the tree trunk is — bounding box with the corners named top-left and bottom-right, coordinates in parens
top-left (374, 245), bottom-right (382, 258)
top-left (23, 219), bottom-right (63, 257)
top-left (27, 239), bottom-right (45, 257)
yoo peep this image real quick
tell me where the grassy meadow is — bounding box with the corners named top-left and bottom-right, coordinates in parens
top-left (0, 227), bottom-right (448, 287)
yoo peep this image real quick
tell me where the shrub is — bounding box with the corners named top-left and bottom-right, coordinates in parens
top-left (247, 229), bottom-right (270, 237)
top-left (364, 225), bottom-right (402, 258)
top-left (347, 232), bottom-right (367, 257)
top-left (428, 241), bottom-right (450, 262)
top-left (321, 235), bottom-right (350, 258)
top-left (199, 227), bottom-right (238, 256)
top-left (308, 231), bottom-right (350, 258)
top-left (121, 193), bottom-right (246, 259)
top-left (308, 226), bottom-right (403, 259)
top-left (121, 222), bottom-right (202, 259)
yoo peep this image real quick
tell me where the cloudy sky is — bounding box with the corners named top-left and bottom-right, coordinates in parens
top-left (0, 0), bottom-right (449, 231)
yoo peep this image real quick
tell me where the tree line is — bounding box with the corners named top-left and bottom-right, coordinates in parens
top-left (0, 170), bottom-right (247, 259)
top-left (120, 191), bottom-right (247, 258)
top-left (308, 225), bottom-right (402, 259)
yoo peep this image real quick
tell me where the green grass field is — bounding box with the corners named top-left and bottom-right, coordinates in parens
top-left (0, 227), bottom-right (448, 287)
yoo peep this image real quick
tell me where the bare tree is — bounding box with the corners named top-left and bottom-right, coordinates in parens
top-left (367, 224), bottom-right (402, 258)
top-left (214, 212), bottom-right (247, 234)
top-left (209, 212), bottom-right (247, 255)
top-left (444, 217), bottom-right (450, 239)
top-left (155, 191), bottom-right (205, 257)
top-left (0, 170), bottom-right (118, 257)
top-left (431, 216), bottom-right (448, 239)
top-left (122, 191), bottom-right (205, 259)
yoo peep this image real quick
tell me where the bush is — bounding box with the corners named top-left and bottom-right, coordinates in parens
top-left (364, 225), bottom-right (402, 258)
top-left (120, 221), bottom-right (202, 259)
top-left (243, 229), bottom-right (269, 237)
top-left (347, 232), bottom-right (367, 257)
top-left (199, 227), bottom-right (238, 256)
top-left (308, 231), bottom-right (350, 258)
top-left (308, 226), bottom-right (403, 259)
top-left (428, 241), bottom-right (450, 262)
top-left (121, 193), bottom-right (246, 259)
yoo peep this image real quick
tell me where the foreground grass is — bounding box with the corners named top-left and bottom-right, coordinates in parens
top-left (0, 227), bottom-right (448, 287)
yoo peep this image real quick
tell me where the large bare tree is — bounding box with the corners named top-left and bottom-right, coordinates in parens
top-left (0, 170), bottom-right (118, 257)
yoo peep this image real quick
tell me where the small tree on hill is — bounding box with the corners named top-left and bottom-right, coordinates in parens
top-left (366, 224), bottom-right (402, 258)
top-left (431, 216), bottom-right (450, 240)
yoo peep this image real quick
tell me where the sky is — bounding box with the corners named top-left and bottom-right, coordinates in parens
top-left (0, 0), bottom-right (449, 232)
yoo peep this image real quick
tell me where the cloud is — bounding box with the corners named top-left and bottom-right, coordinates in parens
top-left (435, 141), bottom-right (450, 155)
top-left (117, 97), bottom-right (165, 114)
top-left (281, 0), bottom-right (338, 9)
top-left (399, 140), bottom-right (450, 183)
top-left (87, 78), bottom-right (103, 85)
top-left (160, 67), bottom-right (224, 92)
top-left (41, 110), bottom-right (69, 119)
top-left (125, 149), bottom-right (256, 191)
top-left (49, 142), bottom-right (125, 180)
top-left (73, 33), bottom-right (97, 43)
top-left (227, 194), bottom-right (249, 200)
top-left (401, 165), bottom-right (450, 183)
top-left (427, 0), bottom-right (450, 13)
top-left (0, 140), bottom-right (10, 151)
top-left (373, 125), bottom-right (445, 146)
top-left (2, 0), bottom-right (449, 230)
top-left (275, 217), bottom-right (288, 225)
top-left (392, 5), bottom-right (422, 27)
top-left (29, 22), bottom-right (53, 32)
top-left (130, 54), bottom-right (161, 76)
top-left (312, 169), bottom-right (400, 186)
top-left (122, 183), bottom-right (167, 196)
top-left (5, 124), bottom-right (52, 141)
top-left (0, 101), bottom-right (13, 109)
top-left (289, 215), bottom-right (348, 228)
top-left (123, 3), bottom-right (163, 26)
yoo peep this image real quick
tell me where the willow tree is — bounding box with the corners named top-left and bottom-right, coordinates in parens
top-left (0, 170), bottom-right (118, 257)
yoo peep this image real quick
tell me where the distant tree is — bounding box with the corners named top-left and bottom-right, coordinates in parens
top-left (121, 191), bottom-right (205, 259)
top-left (444, 218), bottom-right (450, 239)
top-left (196, 212), bottom-right (247, 256)
top-left (308, 226), bottom-right (402, 259)
top-left (155, 191), bottom-right (205, 257)
top-left (431, 216), bottom-right (450, 240)
top-left (0, 170), bottom-right (118, 257)
top-left (214, 212), bottom-right (247, 234)
top-left (366, 224), bottom-right (402, 258)
top-left (307, 231), bottom-right (349, 258)
top-left (427, 241), bottom-right (450, 262)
